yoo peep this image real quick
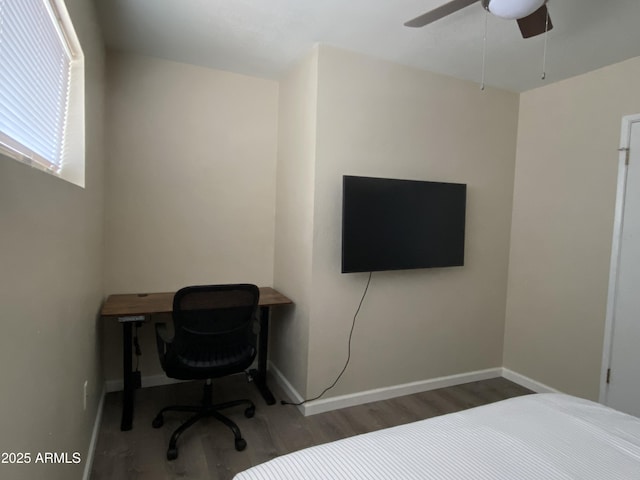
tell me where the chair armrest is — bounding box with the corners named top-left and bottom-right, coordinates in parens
top-left (155, 322), bottom-right (172, 360)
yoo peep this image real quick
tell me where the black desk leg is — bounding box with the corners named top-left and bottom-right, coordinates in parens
top-left (120, 321), bottom-right (134, 431)
top-left (251, 306), bottom-right (276, 405)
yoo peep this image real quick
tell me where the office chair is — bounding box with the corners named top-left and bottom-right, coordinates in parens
top-left (152, 284), bottom-right (259, 460)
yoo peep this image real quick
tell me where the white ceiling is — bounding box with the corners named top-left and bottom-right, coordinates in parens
top-left (94, 0), bottom-right (640, 92)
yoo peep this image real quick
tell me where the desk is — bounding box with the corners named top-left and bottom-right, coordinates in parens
top-left (101, 287), bottom-right (292, 431)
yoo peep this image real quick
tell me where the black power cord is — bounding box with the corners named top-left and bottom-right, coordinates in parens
top-left (281, 272), bottom-right (373, 406)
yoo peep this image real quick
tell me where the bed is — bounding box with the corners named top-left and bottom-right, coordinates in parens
top-left (233, 393), bottom-right (640, 479)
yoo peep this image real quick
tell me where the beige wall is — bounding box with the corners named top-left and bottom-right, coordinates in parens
top-left (104, 52), bottom-right (279, 294)
top-left (0, 0), bottom-right (105, 478)
top-left (504, 56), bottom-right (640, 400)
top-left (99, 48), bottom-right (640, 408)
top-left (304, 46), bottom-right (520, 398)
top-left (102, 53), bottom-right (279, 381)
top-left (271, 48), bottom-right (319, 397)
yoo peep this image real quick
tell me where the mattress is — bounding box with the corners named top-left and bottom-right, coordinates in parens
top-left (233, 393), bottom-right (640, 479)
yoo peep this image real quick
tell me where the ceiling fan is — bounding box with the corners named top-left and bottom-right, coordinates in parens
top-left (404, 0), bottom-right (553, 38)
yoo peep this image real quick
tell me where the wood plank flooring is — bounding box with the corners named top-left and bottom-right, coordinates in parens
top-left (90, 375), bottom-right (532, 480)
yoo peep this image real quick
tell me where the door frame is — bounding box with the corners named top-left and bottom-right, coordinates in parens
top-left (599, 113), bottom-right (640, 404)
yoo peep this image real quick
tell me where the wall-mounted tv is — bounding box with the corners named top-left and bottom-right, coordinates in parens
top-left (341, 175), bottom-right (466, 273)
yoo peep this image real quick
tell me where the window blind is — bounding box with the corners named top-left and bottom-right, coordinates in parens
top-left (0, 0), bottom-right (73, 172)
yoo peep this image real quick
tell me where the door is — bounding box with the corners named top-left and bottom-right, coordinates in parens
top-left (603, 115), bottom-right (640, 416)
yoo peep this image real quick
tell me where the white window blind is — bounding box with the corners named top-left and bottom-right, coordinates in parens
top-left (0, 0), bottom-right (78, 175)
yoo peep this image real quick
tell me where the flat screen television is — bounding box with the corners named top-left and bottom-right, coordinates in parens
top-left (341, 175), bottom-right (466, 273)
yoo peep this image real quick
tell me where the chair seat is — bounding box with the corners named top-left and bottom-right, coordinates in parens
top-left (163, 345), bottom-right (256, 380)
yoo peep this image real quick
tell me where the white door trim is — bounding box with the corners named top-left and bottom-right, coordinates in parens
top-left (599, 113), bottom-right (640, 404)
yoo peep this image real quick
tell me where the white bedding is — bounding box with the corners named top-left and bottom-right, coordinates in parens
top-left (234, 393), bottom-right (640, 479)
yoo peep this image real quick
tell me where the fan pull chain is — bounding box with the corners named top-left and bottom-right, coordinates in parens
top-left (480, 8), bottom-right (488, 90)
top-left (541, 7), bottom-right (550, 80)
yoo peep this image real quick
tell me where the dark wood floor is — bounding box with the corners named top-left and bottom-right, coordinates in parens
top-left (90, 375), bottom-right (532, 480)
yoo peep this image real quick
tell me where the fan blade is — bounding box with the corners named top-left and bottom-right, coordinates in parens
top-left (404, 0), bottom-right (480, 28)
top-left (517, 4), bottom-right (553, 38)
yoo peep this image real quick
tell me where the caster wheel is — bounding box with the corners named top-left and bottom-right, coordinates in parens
top-left (167, 447), bottom-right (178, 461)
top-left (244, 406), bottom-right (255, 418)
top-left (235, 438), bottom-right (247, 451)
top-left (152, 415), bottom-right (164, 428)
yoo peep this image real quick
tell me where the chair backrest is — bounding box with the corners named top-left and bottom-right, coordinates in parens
top-left (168, 284), bottom-right (259, 374)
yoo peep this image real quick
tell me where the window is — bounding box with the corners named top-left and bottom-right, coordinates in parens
top-left (0, 0), bottom-right (85, 187)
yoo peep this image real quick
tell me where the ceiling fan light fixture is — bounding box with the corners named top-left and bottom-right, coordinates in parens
top-left (483, 0), bottom-right (546, 20)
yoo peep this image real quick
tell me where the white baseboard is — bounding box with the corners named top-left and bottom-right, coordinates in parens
top-left (501, 368), bottom-right (560, 394)
top-left (268, 361), bottom-right (305, 410)
top-left (105, 374), bottom-right (188, 393)
top-left (300, 368), bottom-right (503, 416)
top-left (270, 365), bottom-right (562, 417)
top-left (82, 386), bottom-right (106, 480)
top-left (104, 366), bottom-right (557, 420)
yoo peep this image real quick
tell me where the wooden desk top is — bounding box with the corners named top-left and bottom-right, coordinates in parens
top-left (101, 287), bottom-right (292, 317)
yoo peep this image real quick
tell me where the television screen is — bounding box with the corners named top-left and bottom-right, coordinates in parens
top-left (341, 175), bottom-right (466, 273)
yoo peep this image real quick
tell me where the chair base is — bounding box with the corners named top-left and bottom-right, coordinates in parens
top-left (152, 381), bottom-right (255, 460)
